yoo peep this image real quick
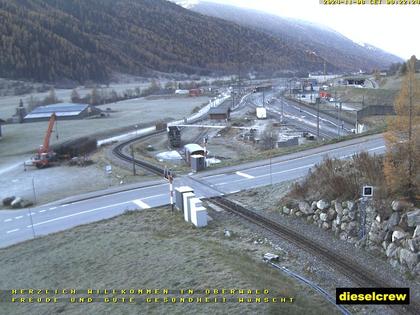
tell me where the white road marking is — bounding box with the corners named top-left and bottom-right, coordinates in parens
top-left (6, 229), bottom-right (19, 234)
top-left (4, 219), bottom-right (12, 223)
top-left (140, 193), bottom-right (166, 200)
top-left (27, 212), bottom-right (36, 216)
top-left (49, 207), bottom-right (57, 210)
top-left (368, 145), bottom-right (385, 152)
top-left (39, 210), bottom-right (47, 213)
top-left (27, 201), bottom-right (132, 228)
top-left (230, 190), bottom-right (240, 194)
top-left (203, 174), bottom-right (226, 179)
top-left (236, 171), bottom-right (255, 179)
top-left (132, 199), bottom-right (151, 209)
top-left (55, 184), bottom-right (166, 207)
top-left (15, 216), bottom-right (23, 220)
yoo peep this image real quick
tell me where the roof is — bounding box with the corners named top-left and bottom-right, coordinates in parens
top-left (25, 103), bottom-right (89, 119)
top-left (184, 143), bottom-right (204, 153)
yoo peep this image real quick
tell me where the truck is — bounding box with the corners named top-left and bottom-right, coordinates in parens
top-left (256, 107), bottom-right (267, 119)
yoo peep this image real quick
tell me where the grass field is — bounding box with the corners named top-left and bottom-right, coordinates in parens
top-left (0, 96), bottom-right (209, 159)
top-left (0, 207), bottom-right (338, 315)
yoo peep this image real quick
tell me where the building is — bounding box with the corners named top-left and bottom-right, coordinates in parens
top-left (189, 89), bottom-right (202, 97)
top-left (208, 105), bottom-right (231, 120)
top-left (167, 126), bottom-right (181, 147)
top-left (184, 144), bottom-right (205, 164)
top-left (24, 103), bottom-right (99, 122)
top-left (319, 91), bottom-right (331, 99)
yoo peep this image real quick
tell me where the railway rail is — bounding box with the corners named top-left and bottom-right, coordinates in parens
top-left (209, 196), bottom-right (419, 315)
top-left (112, 129), bottom-right (167, 176)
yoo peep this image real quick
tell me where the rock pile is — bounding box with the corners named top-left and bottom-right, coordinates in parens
top-left (282, 199), bottom-right (419, 276)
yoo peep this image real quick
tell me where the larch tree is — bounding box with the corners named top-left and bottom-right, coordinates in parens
top-left (384, 55), bottom-right (420, 202)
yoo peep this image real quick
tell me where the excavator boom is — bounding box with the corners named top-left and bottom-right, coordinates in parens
top-left (40, 113), bottom-right (56, 153)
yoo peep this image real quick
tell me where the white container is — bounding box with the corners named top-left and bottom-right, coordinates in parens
top-left (182, 192), bottom-right (195, 223)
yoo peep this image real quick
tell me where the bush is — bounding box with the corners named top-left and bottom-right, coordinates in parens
top-left (288, 153), bottom-right (386, 202)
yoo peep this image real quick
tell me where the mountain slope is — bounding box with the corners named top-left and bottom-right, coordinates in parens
top-left (189, 1), bottom-right (403, 72)
top-left (0, 0), bottom-right (327, 83)
top-left (0, 0), bottom-right (401, 83)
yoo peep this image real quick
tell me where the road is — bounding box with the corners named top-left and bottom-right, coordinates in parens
top-left (0, 134), bottom-right (385, 248)
top-left (245, 91), bottom-right (355, 139)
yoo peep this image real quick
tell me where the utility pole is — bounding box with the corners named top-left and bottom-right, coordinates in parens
top-left (165, 167), bottom-right (174, 212)
top-left (316, 97), bottom-right (320, 139)
top-left (169, 172), bottom-right (174, 212)
top-left (130, 145), bottom-right (136, 176)
top-left (269, 132), bottom-right (273, 186)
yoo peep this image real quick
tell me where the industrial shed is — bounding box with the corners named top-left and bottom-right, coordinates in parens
top-left (208, 105), bottom-right (231, 120)
top-left (24, 103), bottom-right (99, 122)
top-left (184, 143), bottom-right (205, 163)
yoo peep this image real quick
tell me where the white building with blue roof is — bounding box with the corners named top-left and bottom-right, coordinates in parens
top-left (24, 103), bottom-right (99, 122)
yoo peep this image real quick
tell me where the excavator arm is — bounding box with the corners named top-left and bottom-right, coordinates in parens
top-left (39, 112), bottom-right (56, 153)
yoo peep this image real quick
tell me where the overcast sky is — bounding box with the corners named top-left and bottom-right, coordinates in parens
top-left (196, 0), bottom-right (418, 60)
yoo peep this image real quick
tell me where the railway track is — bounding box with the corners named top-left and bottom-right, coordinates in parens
top-left (112, 129), bottom-right (167, 176)
top-left (209, 196), bottom-right (419, 315)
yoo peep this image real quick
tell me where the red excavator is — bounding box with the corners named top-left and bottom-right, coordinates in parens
top-left (25, 113), bottom-right (58, 169)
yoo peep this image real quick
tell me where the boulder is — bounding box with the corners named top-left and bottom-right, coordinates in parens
top-left (384, 230), bottom-right (393, 243)
top-left (10, 197), bottom-right (22, 209)
top-left (320, 213), bottom-right (328, 222)
top-left (382, 241), bottom-right (389, 251)
top-left (386, 212), bottom-right (400, 230)
top-left (347, 201), bottom-right (356, 212)
top-left (21, 199), bottom-right (34, 208)
top-left (346, 221), bottom-right (358, 236)
top-left (341, 215), bottom-right (350, 223)
top-left (392, 229), bottom-right (408, 242)
top-left (335, 214), bottom-right (342, 226)
top-left (340, 222), bottom-right (348, 231)
top-left (342, 208), bottom-right (349, 216)
top-left (386, 243), bottom-right (398, 258)
top-left (316, 200), bottom-right (329, 211)
top-left (322, 222), bottom-right (330, 230)
top-left (413, 226), bottom-right (420, 238)
top-left (366, 206), bottom-right (376, 214)
top-left (282, 207), bottom-right (290, 215)
top-left (295, 211), bottom-right (303, 217)
top-left (339, 232), bottom-right (347, 241)
top-left (311, 201), bottom-right (317, 211)
top-left (407, 237), bottom-right (420, 253)
top-left (399, 248), bottom-right (419, 269)
top-left (335, 202), bottom-right (343, 215)
top-left (306, 216), bottom-right (314, 224)
top-left (328, 208), bottom-right (336, 220)
top-left (391, 200), bottom-right (412, 212)
top-left (406, 209), bottom-right (420, 227)
top-left (298, 201), bottom-right (313, 215)
top-left (348, 211), bottom-right (356, 221)
top-left (2, 196), bottom-right (15, 206)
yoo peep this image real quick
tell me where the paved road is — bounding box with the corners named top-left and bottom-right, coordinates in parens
top-left (245, 91), bottom-right (354, 139)
top-left (0, 134), bottom-right (385, 248)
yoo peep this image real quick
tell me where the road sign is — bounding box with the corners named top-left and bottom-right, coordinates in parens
top-left (362, 186), bottom-right (373, 197)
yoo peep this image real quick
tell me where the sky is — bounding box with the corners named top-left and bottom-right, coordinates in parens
top-left (190, 0), bottom-right (419, 60)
